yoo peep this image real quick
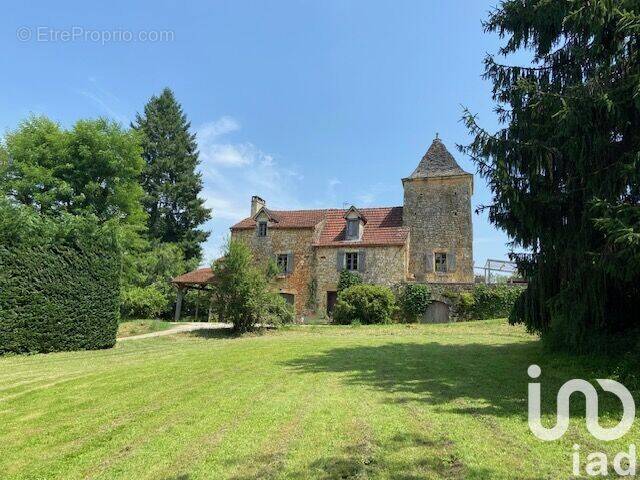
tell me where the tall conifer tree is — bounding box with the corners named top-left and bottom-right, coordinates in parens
top-left (464, 1), bottom-right (640, 352)
top-left (133, 88), bottom-right (211, 261)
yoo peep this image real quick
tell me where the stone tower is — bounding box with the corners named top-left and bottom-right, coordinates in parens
top-left (402, 137), bottom-right (474, 283)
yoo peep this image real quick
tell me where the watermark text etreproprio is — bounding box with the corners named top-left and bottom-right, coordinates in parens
top-left (16, 26), bottom-right (174, 44)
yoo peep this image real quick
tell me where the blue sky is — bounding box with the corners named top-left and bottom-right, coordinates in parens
top-left (1, 1), bottom-right (514, 271)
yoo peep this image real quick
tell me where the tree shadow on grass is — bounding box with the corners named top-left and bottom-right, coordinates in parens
top-left (186, 327), bottom-right (238, 340)
top-left (227, 432), bottom-right (541, 480)
top-left (186, 326), bottom-right (276, 340)
top-left (283, 340), bottom-right (631, 420)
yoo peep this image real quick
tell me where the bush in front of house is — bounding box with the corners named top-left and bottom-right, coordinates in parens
top-left (399, 284), bottom-right (432, 322)
top-left (211, 239), bottom-right (294, 332)
top-left (337, 270), bottom-right (362, 292)
top-left (264, 293), bottom-right (295, 326)
top-left (0, 202), bottom-right (121, 354)
top-left (333, 284), bottom-right (397, 325)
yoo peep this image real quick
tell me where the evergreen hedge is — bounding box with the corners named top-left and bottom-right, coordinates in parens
top-left (0, 203), bottom-right (121, 354)
top-left (451, 285), bottom-right (523, 321)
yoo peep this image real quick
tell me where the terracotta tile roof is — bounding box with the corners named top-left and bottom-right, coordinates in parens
top-left (315, 207), bottom-right (408, 247)
top-left (231, 206), bottom-right (408, 247)
top-left (231, 209), bottom-right (327, 230)
top-left (172, 267), bottom-right (216, 285)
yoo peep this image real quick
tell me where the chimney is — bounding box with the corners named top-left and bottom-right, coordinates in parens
top-left (251, 195), bottom-right (266, 216)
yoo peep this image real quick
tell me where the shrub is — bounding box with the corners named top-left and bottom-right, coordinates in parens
top-left (121, 285), bottom-right (167, 319)
top-left (450, 285), bottom-right (523, 321)
top-left (0, 204), bottom-right (121, 354)
top-left (122, 242), bottom-right (197, 319)
top-left (456, 292), bottom-right (476, 319)
top-left (333, 284), bottom-right (397, 325)
top-left (264, 293), bottom-right (295, 326)
top-left (211, 239), bottom-right (291, 332)
top-left (471, 284), bottom-right (522, 319)
top-left (399, 284), bottom-right (432, 322)
top-left (337, 270), bottom-right (362, 292)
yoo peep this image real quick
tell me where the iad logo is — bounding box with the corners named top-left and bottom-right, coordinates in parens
top-left (527, 365), bottom-right (637, 477)
top-left (527, 364), bottom-right (635, 441)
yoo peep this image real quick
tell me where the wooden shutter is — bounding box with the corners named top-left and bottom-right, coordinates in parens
top-left (336, 250), bottom-right (344, 270)
top-left (425, 251), bottom-right (433, 273)
top-left (448, 250), bottom-right (456, 272)
top-left (287, 253), bottom-right (294, 273)
top-left (358, 250), bottom-right (366, 272)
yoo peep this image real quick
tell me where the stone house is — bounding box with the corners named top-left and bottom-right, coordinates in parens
top-left (230, 137), bottom-right (473, 317)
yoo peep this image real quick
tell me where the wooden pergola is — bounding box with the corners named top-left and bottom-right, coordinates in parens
top-left (171, 267), bottom-right (217, 321)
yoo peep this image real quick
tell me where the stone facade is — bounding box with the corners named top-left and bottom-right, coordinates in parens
top-left (313, 245), bottom-right (407, 315)
top-left (402, 175), bottom-right (474, 283)
top-left (229, 136), bottom-right (474, 318)
top-left (232, 224), bottom-right (322, 315)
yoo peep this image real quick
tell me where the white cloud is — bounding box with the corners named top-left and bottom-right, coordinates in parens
top-left (202, 194), bottom-right (247, 221)
top-left (198, 116), bottom-right (240, 138)
top-left (201, 143), bottom-right (255, 167)
top-left (196, 116), bottom-right (309, 264)
top-left (328, 178), bottom-right (341, 189)
top-left (197, 117), bottom-right (251, 166)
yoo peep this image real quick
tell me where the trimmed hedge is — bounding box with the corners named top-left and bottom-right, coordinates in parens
top-left (0, 203), bottom-right (121, 354)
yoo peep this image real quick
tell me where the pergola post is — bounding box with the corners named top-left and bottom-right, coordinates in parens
top-left (174, 288), bottom-right (185, 322)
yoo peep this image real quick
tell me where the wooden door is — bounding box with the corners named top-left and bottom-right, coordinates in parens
top-left (422, 301), bottom-right (450, 324)
top-left (326, 291), bottom-right (338, 316)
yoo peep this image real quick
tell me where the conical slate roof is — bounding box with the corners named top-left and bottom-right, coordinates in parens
top-left (406, 137), bottom-right (470, 179)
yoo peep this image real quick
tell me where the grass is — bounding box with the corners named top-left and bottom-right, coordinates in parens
top-left (117, 319), bottom-right (174, 338)
top-left (1, 319), bottom-right (638, 479)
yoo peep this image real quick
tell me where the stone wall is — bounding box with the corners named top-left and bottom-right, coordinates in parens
top-left (402, 175), bottom-right (474, 283)
top-left (231, 226), bottom-right (319, 315)
top-left (314, 245), bottom-right (407, 315)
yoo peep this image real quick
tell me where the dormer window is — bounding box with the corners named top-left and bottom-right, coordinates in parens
top-left (254, 207), bottom-right (276, 237)
top-left (257, 221), bottom-right (267, 237)
top-left (346, 219), bottom-right (359, 240)
top-left (343, 206), bottom-right (367, 241)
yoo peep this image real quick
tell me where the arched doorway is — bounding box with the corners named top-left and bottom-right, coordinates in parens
top-left (422, 301), bottom-right (450, 324)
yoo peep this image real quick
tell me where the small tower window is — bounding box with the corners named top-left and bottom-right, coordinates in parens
top-left (257, 221), bottom-right (267, 237)
top-left (435, 252), bottom-right (448, 273)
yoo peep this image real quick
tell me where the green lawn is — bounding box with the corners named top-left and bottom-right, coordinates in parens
top-left (117, 320), bottom-right (174, 338)
top-left (1, 320), bottom-right (637, 479)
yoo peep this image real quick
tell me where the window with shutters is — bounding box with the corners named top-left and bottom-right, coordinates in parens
top-left (276, 254), bottom-right (288, 274)
top-left (257, 221), bottom-right (267, 237)
top-left (345, 252), bottom-right (359, 271)
top-left (434, 252), bottom-right (447, 273)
